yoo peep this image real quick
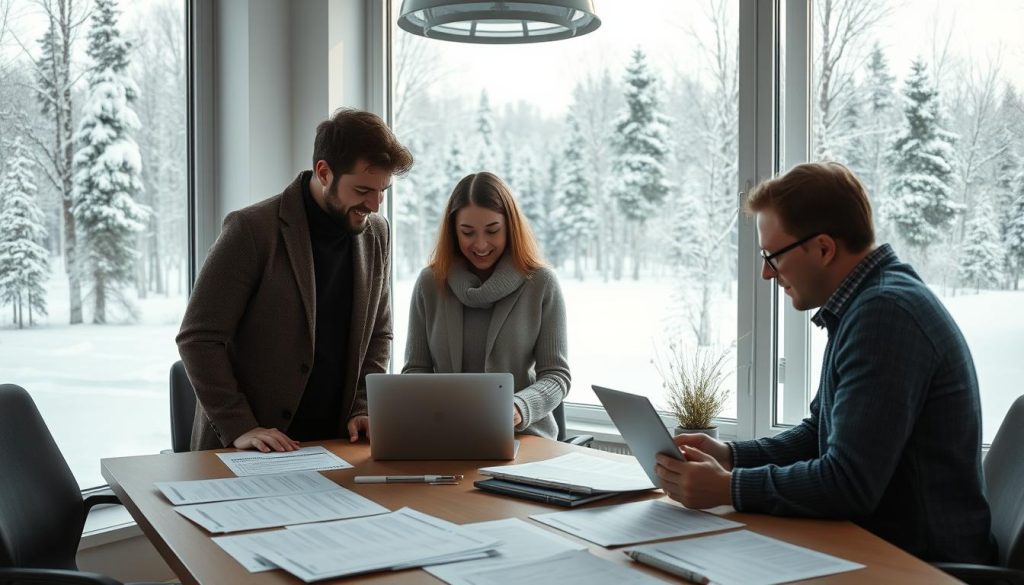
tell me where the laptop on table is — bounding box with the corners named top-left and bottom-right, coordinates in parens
top-left (366, 373), bottom-right (515, 460)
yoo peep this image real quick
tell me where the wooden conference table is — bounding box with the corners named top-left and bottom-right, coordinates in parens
top-left (101, 436), bottom-right (958, 584)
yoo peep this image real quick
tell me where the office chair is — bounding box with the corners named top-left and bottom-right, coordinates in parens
top-left (553, 402), bottom-right (595, 447)
top-left (169, 361), bottom-right (197, 453)
top-left (0, 384), bottom-right (167, 585)
top-left (935, 394), bottom-right (1024, 585)
top-left (0, 567), bottom-right (123, 584)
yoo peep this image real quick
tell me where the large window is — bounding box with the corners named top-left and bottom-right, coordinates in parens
top-left (804, 0), bottom-right (1024, 442)
top-left (390, 0), bottom-right (740, 420)
top-left (385, 0), bottom-right (1021, 444)
top-left (0, 0), bottom-right (187, 488)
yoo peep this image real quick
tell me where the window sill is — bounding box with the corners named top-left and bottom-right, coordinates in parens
top-left (565, 404), bottom-right (738, 444)
top-left (81, 504), bottom-right (141, 550)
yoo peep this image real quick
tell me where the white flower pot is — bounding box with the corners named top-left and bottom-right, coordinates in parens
top-left (673, 426), bottom-right (719, 439)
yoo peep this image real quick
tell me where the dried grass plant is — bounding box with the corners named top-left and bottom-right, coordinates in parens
top-left (656, 343), bottom-right (731, 430)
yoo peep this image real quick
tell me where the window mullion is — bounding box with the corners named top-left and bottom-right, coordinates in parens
top-left (737, 0), bottom-right (777, 441)
top-left (777, 0), bottom-right (813, 430)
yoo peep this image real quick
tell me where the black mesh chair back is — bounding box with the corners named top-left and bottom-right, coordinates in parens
top-left (552, 402), bottom-right (594, 446)
top-left (553, 402), bottom-right (567, 441)
top-left (985, 394), bottom-right (1024, 570)
top-left (0, 384), bottom-right (86, 570)
top-left (169, 361), bottom-right (197, 453)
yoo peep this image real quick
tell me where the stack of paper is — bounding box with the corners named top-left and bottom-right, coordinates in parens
top-left (623, 530), bottom-right (865, 585)
top-left (479, 452), bottom-right (655, 493)
top-left (458, 550), bottom-right (669, 585)
top-left (214, 508), bottom-right (502, 582)
top-left (155, 471), bottom-right (388, 533)
top-left (531, 500), bottom-right (744, 547)
top-left (426, 518), bottom-right (588, 585)
top-left (216, 446), bottom-right (353, 476)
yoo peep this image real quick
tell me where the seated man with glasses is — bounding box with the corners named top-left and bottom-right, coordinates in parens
top-left (655, 161), bottom-right (995, 564)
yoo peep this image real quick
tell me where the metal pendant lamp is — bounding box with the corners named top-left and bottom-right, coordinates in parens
top-left (397, 0), bottom-right (601, 44)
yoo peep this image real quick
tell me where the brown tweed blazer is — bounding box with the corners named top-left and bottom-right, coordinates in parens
top-left (177, 173), bottom-right (392, 450)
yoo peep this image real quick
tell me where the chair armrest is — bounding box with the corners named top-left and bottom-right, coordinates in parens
top-left (933, 562), bottom-right (1024, 585)
top-left (83, 490), bottom-right (122, 515)
top-left (0, 567), bottom-right (123, 585)
top-left (564, 434), bottom-right (595, 447)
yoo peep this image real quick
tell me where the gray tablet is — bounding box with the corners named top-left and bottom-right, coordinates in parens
top-left (592, 385), bottom-right (686, 485)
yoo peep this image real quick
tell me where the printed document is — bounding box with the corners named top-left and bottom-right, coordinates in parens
top-left (212, 532), bottom-right (278, 573)
top-left (531, 500), bottom-right (743, 547)
top-left (426, 518), bottom-right (587, 585)
top-left (460, 550), bottom-right (669, 585)
top-left (217, 446), bottom-right (352, 476)
top-left (623, 530), bottom-right (865, 585)
top-left (238, 508), bottom-right (501, 582)
top-left (174, 487), bottom-right (389, 533)
top-left (155, 470), bottom-right (338, 505)
top-left (479, 452), bottom-right (655, 493)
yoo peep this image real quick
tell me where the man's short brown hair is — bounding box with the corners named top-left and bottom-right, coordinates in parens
top-left (312, 108), bottom-right (413, 177)
top-left (745, 161), bottom-right (875, 252)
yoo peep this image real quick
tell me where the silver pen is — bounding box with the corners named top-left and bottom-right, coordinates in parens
top-left (354, 474), bottom-right (463, 484)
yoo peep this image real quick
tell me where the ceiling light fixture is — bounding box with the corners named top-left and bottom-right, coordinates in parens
top-left (397, 0), bottom-right (601, 44)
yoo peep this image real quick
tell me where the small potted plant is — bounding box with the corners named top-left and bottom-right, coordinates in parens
top-left (656, 342), bottom-right (731, 439)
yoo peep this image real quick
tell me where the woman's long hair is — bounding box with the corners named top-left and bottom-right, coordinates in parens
top-left (428, 172), bottom-right (546, 287)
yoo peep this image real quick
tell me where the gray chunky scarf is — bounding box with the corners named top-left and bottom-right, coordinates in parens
top-left (446, 254), bottom-right (526, 309)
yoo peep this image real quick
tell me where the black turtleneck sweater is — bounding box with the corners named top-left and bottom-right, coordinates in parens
top-left (291, 173), bottom-right (353, 441)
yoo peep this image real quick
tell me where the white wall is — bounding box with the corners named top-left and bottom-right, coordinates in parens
top-left (197, 0), bottom-right (375, 266)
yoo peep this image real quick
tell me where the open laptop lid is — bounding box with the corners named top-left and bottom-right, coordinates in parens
top-left (592, 385), bottom-right (686, 485)
top-left (367, 373), bottom-right (515, 460)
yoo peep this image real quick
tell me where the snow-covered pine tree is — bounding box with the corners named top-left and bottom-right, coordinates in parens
top-left (474, 90), bottom-right (498, 172)
top-left (835, 96), bottom-right (867, 172)
top-left (996, 85), bottom-right (1024, 290)
top-left (861, 44), bottom-right (898, 240)
top-left (0, 137), bottom-right (50, 328)
top-left (885, 58), bottom-right (961, 257)
top-left (533, 154), bottom-right (561, 266)
top-left (553, 112), bottom-right (597, 280)
top-left (443, 139), bottom-right (468, 203)
top-left (958, 196), bottom-right (1004, 292)
top-left (72, 0), bottom-right (148, 324)
top-left (508, 146), bottom-right (544, 231)
top-left (1006, 172), bottom-right (1024, 290)
top-left (611, 48), bottom-right (671, 280)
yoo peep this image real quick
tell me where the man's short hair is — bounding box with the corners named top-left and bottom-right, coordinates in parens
top-left (312, 108), bottom-right (413, 177)
top-left (745, 161), bottom-right (875, 252)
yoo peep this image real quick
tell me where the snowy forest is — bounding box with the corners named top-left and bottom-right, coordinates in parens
top-left (0, 0), bottom-right (186, 329)
top-left (390, 0), bottom-right (1024, 354)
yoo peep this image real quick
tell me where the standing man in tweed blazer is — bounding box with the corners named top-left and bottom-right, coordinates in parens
top-left (655, 162), bottom-right (994, 564)
top-left (178, 109), bottom-right (413, 452)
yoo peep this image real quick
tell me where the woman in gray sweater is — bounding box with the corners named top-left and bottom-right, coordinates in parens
top-left (402, 172), bottom-right (570, 438)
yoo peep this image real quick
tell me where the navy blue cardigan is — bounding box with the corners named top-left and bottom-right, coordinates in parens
top-left (730, 247), bottom-right (995, 563)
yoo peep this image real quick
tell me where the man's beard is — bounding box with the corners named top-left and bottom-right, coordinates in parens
top-left (324, 183), bottom-right (371, 235)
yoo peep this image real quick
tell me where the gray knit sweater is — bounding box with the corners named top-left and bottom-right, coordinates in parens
top-left (402, 256), bottom-right (570, 438)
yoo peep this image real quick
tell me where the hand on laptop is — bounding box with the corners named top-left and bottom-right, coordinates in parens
top-left (348, 415), bottom-right (370, 442)
top-left (672, 433), bottom-right (733, 471)
top-left (513, 405), bottom-right (523, 427)
top-left (232, 427), bottom-right (300, 452)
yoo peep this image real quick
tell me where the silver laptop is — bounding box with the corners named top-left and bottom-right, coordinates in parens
top-left (367, 373), bottom-right (515, 460)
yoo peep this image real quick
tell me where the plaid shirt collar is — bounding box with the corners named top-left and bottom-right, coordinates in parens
top-left (811, 244), bottom-right (896, 329)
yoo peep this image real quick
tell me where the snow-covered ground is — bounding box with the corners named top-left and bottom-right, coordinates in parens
top-left (1, 265), bottom-right (1019, 488)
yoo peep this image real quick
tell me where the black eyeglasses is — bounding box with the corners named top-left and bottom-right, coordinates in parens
top-left (761, 233), bottom-right (825, 273)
